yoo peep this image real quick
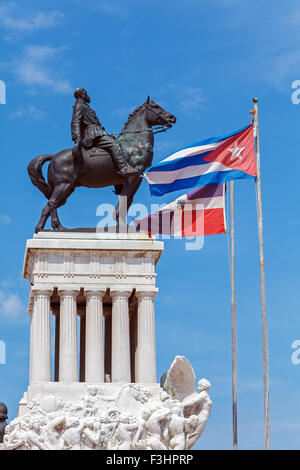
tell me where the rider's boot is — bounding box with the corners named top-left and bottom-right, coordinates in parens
top-left (111, 145), bottom-right (138, 176)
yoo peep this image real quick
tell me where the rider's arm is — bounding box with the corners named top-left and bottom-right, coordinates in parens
top-left (71, 101), bottom-right (84, 143)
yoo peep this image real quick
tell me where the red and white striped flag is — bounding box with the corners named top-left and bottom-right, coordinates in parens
top-left (135, 184), bottom-right (226, 237)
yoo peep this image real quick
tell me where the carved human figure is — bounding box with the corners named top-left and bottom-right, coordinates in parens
top-left (4, 422), bottom-right (26, 450)
top-left (100, 414), bottom-right (118, 450)
top-left (9, 419), bottom-right (46, 450)
top-left (185, 415), bottom-right (201, 449)
top-left (46, 416), bottom-right (66, 450)
top-left (108, 412), bottom-right (138, 450)
top-left (182, 379), bottom-right (212, 416)
top-left (146, 407), bottom-right (171, 450)
top-left (26, 419), bottom-right (47, 450)
top-left (168, 407), bottom-right (187, 450)
top-left (81, 420), bottom-right (101, 450)
top-left (132, 409), bottom-right (151, 450)
top-left (183, 379), bottom-right (213, 449)
top-left (83, 386), bottom-right (98, 417)
top-left (63, 418), bottom-right (84, 450)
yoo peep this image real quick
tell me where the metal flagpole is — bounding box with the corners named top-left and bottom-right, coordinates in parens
top-left (229, 180), bottom-right (238, 450)
top-left (252, 97), bottom-right (270, 450)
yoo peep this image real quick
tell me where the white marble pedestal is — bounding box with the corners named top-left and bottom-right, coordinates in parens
top-left (5, 357), bottom-right (212, 451)
top-left (23, 231), bottom-right (163, 387)
top-left (4, 233), bottom-right (212, 450)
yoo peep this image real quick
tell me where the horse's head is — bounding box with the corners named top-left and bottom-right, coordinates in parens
top-left (144, 96), bottom-right (176, 129)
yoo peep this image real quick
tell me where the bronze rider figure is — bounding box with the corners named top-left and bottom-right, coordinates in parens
top-left (71, 88), bottom-right (137, 176)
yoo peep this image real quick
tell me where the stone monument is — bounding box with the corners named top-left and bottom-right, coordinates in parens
top-left (4, 231), bottom-right (213, 450)
top-left (4, 90), bottom-right (212, 450)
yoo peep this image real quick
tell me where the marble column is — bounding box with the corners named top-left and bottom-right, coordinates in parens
top-left (78, 307), bottom-right (86, 383)
top-left (85, 290), bottom-right (105, 383)
top-left (58, 290), bottom-right (79, 382)
top-left (104, 306), bottom-right (112, 382)
top-left (110, 290), bottom-right (131, 383)
top-left (135, 290), bottom-right (157, 383)
top-left (52, 307), bottom-right (60, 382)
top-left (129, 307), bottom-right (138, 383)
top-left (30, 289), bottom-right (52, 383)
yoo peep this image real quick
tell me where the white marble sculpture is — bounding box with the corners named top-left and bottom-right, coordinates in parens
top-left (6, 233), bottom-right (213, 450)
top-left (4, 356), bottom-right (212, 450)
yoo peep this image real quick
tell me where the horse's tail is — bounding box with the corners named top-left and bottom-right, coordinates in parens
top-left (27, 154), bottom-right (54, 200)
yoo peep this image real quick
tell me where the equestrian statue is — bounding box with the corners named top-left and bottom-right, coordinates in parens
top-left (27, 89), bottom-right (176, 232)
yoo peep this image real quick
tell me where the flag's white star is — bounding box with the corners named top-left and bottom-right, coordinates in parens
top-left (228, 143), bottom-right (245, 160)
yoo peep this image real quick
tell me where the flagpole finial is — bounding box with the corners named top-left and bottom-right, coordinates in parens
top-left (253, 97), bottom-right (258, 103)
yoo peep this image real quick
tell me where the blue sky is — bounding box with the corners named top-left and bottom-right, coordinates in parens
top-left (0, 0), bottom-right (300, 450)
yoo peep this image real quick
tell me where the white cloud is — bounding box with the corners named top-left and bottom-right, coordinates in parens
top-left (178, 87), bottom-right (206, 114)
top-left (0, 214), bottom-right (11, 225)
top-left (12, 45), bottom-right (72, 94)
top-left (81, 0), bottom-right (131, 18)
top-left (0, 290), bottom-right (24, 319)
top-left (261, 50), bottom-right (300, 90)
top-left (0, 3), bottom-right (64, 34)
top-left (280, 4), bottom-right (300, 27)
top-left (160, 83), bottom-right (206, 114)
top-left (95, 1), bottom-right (129, 17)
top-left (9, 106), bottom-right (45, 120)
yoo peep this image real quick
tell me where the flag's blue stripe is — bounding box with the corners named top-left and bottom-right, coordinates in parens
top-left (147, 152), bottom-right (210, 172)
top-left (149, 170), bottom-right (255, 196)
top-left (153, 124), bottom-right (251, 165)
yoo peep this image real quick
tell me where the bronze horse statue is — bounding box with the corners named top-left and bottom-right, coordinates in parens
top-left (28, 98), bottom-right (176, 233)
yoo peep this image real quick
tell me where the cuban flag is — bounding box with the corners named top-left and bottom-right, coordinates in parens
top-left (135, 184), bottom-right (226, 237)
top-left (144, 124), bottom-right (256, 196)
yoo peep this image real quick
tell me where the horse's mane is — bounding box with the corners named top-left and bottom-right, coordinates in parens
top-left (120, 103), bottom-right (145, 132)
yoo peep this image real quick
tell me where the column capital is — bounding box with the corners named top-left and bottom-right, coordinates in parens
top-left (110, 289), bottom-right (132, 299)
top-left (58, 288), bottom-right (80, 297)
top-left (84, 289), bottom-right (106, 299)
top-left (31, 288), bottom-right (52, 297)
top-left (135, 288), bottom-right (158, 299)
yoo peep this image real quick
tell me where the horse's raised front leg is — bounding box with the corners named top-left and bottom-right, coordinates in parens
top-left (47, 183), bottom-right (76, 230)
